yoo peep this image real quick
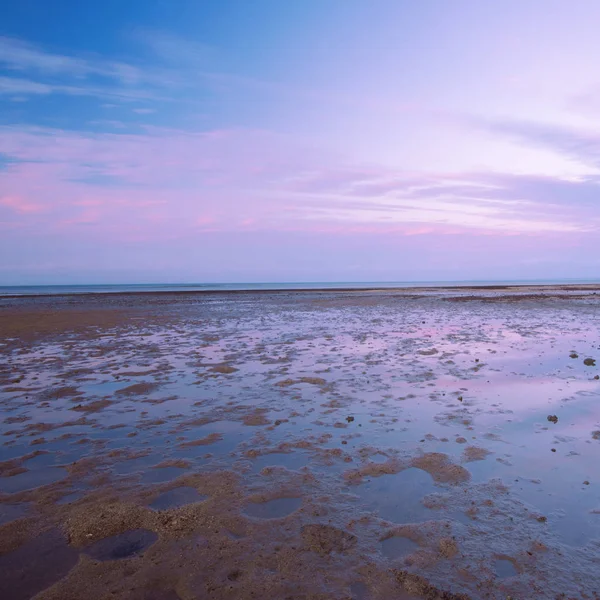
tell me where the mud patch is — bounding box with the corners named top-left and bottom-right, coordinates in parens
top-left (461, 446), bottom-right (492, 462)
top-left (276, 377), bottom-right (327, 387)
top-left (411, 453), bottom-right (471, 485)
top-left (301, 523), bottom-right (357, 556)
top-left (43, 386), bottom-right (82, 400)
top-left (438, 537), bottom-right (458, 558)
top-left (343, 458), bottom-right (405, 484)
top-left (242, 409), bottom-right (271, 426)
top-left (210, 365), bottom-right (238, 374)
top-left (71, 399), bottom-right (114, 413)
top-left (394, 569), bottom-right (471, 599)
top-left (177, 432), bottom-right (223, 448)
top-left (116, 382), bottom-right (160, 396)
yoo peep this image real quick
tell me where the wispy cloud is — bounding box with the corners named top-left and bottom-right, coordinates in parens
top-left (0, 74), bottom-right (161, 100)
top-left (0, 75), bottom-right (52, 95)
top-left (0, 36), bottom-right (144, 83)
top-left (0, 33), bottom-right (424, 115)
top-left (0, 123), bottom-right (597, 238)
top-left (132, 107), bottom-right (156, 114)
top-left (134, 30), bottom-right (213, 67)
top-left (0, 35), bottom-right (181, 102)
top-left (475, 117), bottom-right (600, 171)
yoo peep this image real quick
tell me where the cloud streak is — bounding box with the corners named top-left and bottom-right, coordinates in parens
top-left (0, 35), bottom-right (183, 103)
top-left (0, 124), bottom-right (597, 240)
top-left (0, 36), bottom-right (147, 84)
top-left (476, 117), bottom-right (600, 171)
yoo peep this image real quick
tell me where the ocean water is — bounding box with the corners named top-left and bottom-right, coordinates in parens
top-left (1, 279), bottom-right (599, 296)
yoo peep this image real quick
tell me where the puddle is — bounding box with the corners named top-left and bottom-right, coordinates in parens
top-left (243, 497), bottom-right (302, 519)
top-left (350, 581), bottom-right (369, 599)
top-left (0, 502), bottom-right (29, 525)
top-left (494, 558), bottom-right (517, 579)
top-left (353, 467), bottom-right (436, 523)
top-left (381, 535), bottom-right (419, 560)
top-left (82, 380), bottom-right (131, 395)
top-left (0, 528), bottom-right (78, 600)
top-left (0, 467), bottom-right (67, 494)
top-left (24, 452), bottom-right (60, 469)
top-left (56, 488), bottom-right (88, 505)
top-left (149, 487), bottom-right (206, 510)
top-left (112, 454), bottom-right (162, 476)
top-left (141, 467), bottom-right (187, 485)
top-left (368, 454), bottom-right (389, 464)
top-left (83, 529), bottom-right (158, 561)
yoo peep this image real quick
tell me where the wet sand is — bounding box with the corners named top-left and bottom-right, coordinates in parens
top-left (1, 286), bottom-right (599, 599)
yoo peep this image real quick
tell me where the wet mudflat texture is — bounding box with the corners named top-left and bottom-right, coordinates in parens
top-left (0, 286), bottom-right (600, 599)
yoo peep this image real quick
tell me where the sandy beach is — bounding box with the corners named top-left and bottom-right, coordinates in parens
top-left (1, 286), bottom-right (599, 599)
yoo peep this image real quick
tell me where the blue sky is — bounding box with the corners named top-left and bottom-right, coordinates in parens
top-left (1, 1), bottom-right (600, 284)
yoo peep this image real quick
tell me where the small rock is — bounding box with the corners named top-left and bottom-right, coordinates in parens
top-left (584, 358), bottom-right (596, 366)
top-left (547, 415), bottom-right (558, 424)
top-left (537, 516), bottom-right (547, 523)
top-left (570, 352), bottom-right (579, 359)
top-left (583, 481), bottom-right (590, 485)
top-left (346, 416), bottom-right (354, 423)
top-left (458, 396), bottom-right (463, 402)
top-left (594, 375), bottom-right (599, 380)
top-left (551, 448), bottom-right (556, 452)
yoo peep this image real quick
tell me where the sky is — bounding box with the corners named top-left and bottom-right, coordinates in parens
top-left (1, 0), bottom-right (600, 284)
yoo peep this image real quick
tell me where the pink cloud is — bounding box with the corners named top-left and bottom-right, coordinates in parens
top-left (57, 207), bottom-right (101, 227)
top-left (0, 124), bottom-right (597, 245)
top-left (0, 194), bottom-right (44, 214)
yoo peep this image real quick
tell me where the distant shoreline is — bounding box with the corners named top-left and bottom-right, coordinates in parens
top-left (2, 282), bottom-right (600, 299)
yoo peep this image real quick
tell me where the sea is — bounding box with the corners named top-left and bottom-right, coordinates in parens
top-left (1, 279), bottom-right (599, 297)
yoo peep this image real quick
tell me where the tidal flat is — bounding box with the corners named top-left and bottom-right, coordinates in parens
top-left (0, 286), bottom-right (599, 599)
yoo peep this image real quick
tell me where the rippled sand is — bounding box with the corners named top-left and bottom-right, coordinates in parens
top-left (1, 287), bottom-right (599, 599)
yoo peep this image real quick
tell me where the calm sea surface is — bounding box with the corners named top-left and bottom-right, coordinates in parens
top-left (1, 279), bottom-right (599, 297)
